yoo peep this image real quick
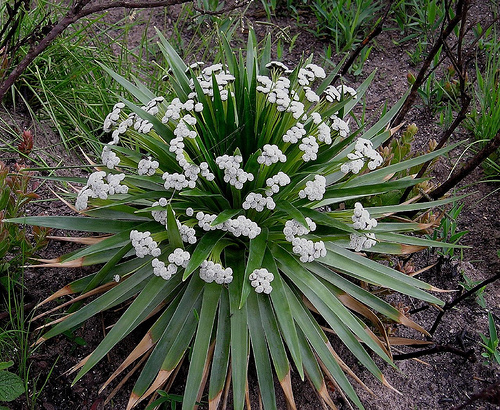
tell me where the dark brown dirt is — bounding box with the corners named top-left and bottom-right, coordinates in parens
top-left (1, 1), bottom-right (499, 409)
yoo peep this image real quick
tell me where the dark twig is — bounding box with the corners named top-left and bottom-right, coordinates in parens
top-left (393, 343), bottom-right (475, 361)
top-left (0, 0), bottom-right (196, 102)
top-left (451, 381), bottom-right (500, 410)
top-left (385, 0), bottom-right (468, 145)
top-left (333, 1), bottom-right (392, 84)
top-left (428, 130), bottom-right (500, 200)
top-left (429, 272), bottom-right (500, 335)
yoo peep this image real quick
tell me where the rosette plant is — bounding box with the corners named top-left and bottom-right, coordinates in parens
top-left (9, 32), bottom-right (461, 409)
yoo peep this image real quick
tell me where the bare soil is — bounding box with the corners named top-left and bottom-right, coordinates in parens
top-left (1, 1), bottom-right (499, 409)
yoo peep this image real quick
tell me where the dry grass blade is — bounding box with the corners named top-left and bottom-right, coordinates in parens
top-left (308, 371), bottom-right (337, 409)
top-left (47, 235), bottom-right (110, 244)
top-left (28, 256), bottom-right (85, 268)
top-left (210, 363), bottom-right (232, 410)
top-left (407, 263), bottom-right (436, 277)
top-left (336, 292), bottom-right (391, 358)
top-left (129, 368), bottom-right (175, 409)
top-left (32, 282), bottom-right (117, 322)
top-left (100, 332), bottom-right (155, 393)
top-left (279, 369), bottom-right (297, 410)
top-left (387, 337), bottom-right (433, 346)
top-left (324, 341), bottom-right (373, 395)
top-left (33, 312), bottom-right (75, 336)
top-left (398, 244), bottom-right (427, 254)
top-left (65, 353), bottom-right (91, 376)
top-left (35, 284), bottom-right (77, 307)
top-left (105, 352), bottom-right (151, 406)
top-left (194, 341), bottom-right (215, 409)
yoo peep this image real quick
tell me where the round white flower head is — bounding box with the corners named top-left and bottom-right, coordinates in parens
top-left (266, 171), bottom-right (291, 196)
top-left (216, 154), bottom-right (254, 189)
top-left (113, 274), bottom-right (120, 283)
top-left (349, 233), bottom-right (376, 252)
top-left (298, 175), bottom-right (326, 201)
top-left (138, 156), bottom-right (159, 176)
top-left (242, 192), bottom-right (276, 212)
top-left (130, 230), bottom-right (161, 258)
top-left (337, 84), bottom-right (357, 98)
top-left (341, 137), bottom-right (383, 174)
top-left (101, 145), bottom-right (120, 169)
top-left (107, 173), bottom-right (128, 195)
top-left (177, 220), bottom-right (197, 244)
top-left (299, 135), bottom-right (319, 162)
top-left (168, 248), bottom-right (191, 268)
top-left (291, 237), bottom-right (327, 262)
top-left (283, 123), bottom-right (306, 144)
top-left (257, 144), bottom-right (286, 166)
top-left (324, 85), bottom-right (341, 102)
top-left (249, 268), bottom-right (274, 294)
top-left (351, 202), bottom-right (377, 230)
top-left (200, 260), bottom-right (233, 284)
top-left (283, 217), bottom-right (316, 242)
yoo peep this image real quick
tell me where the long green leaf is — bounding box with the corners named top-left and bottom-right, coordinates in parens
top-left (183, 283), bottom-right (221, 409)
top-left (240, 228), bottom-right (268, 308)
top-left (247, 291), bottom-right (277, 409)
top-left (5, 216), bottom-right (138, 233)
top-left (183, 230), bottom-right (227, 279)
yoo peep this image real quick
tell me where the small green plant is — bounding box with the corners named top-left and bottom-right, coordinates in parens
top-left (0, 360), bottom-right (25, 404)
top-left (459, 273), bottom-right (487, 309)
top-left (479, 312), bottom-right (500, 365)
top-left (306, 0), bottom-right (382, 51)
top-left (8, 32), bottom-right (465, 409)
top-left (427, 202), bottom-right (468, 258)
top-left (0, 159), bottom-right (49, 289)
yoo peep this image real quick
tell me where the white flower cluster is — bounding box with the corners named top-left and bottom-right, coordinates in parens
top-left (168, 248), bottom-right (190, 267)
top-left (291, 237), bottom-right (327, 262)
top-left (173, 114), bottom-right (197, 139)
top-left (299, 135), bottom-right (319, 162)
top-left (188, 64), bottom-right (235, 100)
top-left (297, 64), bottom-right (326, 86)
top-left (265, 61), bottom-right (292, 73)
top-left (103, 102), bottom-right (125, 133)
top-left (304, 87), bottom-right (320, 103)
top-left (349, 202), bottom-right (377, 252)
top-left (199, 162), bottom-right (215, 181)
top-left (101, 145), bottom-right (120, 169)
top-left (249, 268), bottom-right (274, 294)
top-left (152, 248), bottom-right (190, 281)
top-left (162, 172), bottom-right (196, 190)
top-left (107, 173), bottom-right (128, 195)
top-left (283, 218), bottom-right (316, 241)
top-left (283, 218), bottom-right (326, 262)
top-left (75, 171), bottom-right (128, 211)
top-left (215, 154), bottom-right (254, 190)
top-left (316, 122), bottom-right (332, 144)
top-left (266, 172), bottom-right (291, 196)
top-left (257, 144), bottom-right (286, 165)
top-left (138, 157), bottom-right (159, 176)
top-left (256, 75), bottom-right (305, 119)
top-left (242, 192), bottom-right (276, 211)
top-left (177, 220), bottom-right (197, 244)
top-left (199, 260), bottom-right (233, 284)
top-left (282, 123), bottom-right (306, 143)
top-left (299, 175), bottom-right (326, 201)
top-left (349, 233), bottom-right (377, 252)
top-left (195, 212), bottom-right (261, 239)
top-left (324, 84), bottom-right (357, 102)
top-left (152, 258), bottom-right (176, 280)
top-left (330, 115), bottom-right (350, 138)
top-left (151, 198), bottom-right (168, 224)
top-left (351, 202), bottom-right (377, 230)
top-left (130, 230), bottom-right (161, 258)
top-left (341, 137), bottom-right (383, 174)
